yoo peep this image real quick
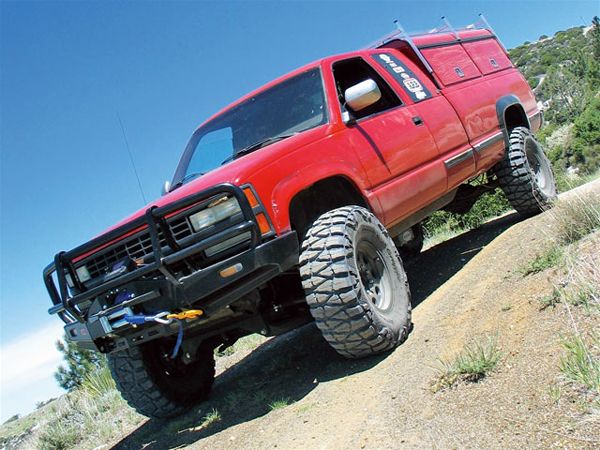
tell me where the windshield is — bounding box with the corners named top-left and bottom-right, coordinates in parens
top-left (174, 68), bottom-right (327, 186)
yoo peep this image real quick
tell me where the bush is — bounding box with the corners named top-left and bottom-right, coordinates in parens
top-left (424, 189), bottom-right (511, 239)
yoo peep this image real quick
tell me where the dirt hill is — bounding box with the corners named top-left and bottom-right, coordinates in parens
top-left (3, 181), bottom-right (597, 450)
top-left (99, 179), bottom-right (598, 450)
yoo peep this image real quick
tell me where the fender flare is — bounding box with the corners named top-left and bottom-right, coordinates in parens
top-left (269, 165), bottom-right (379, 233)
top-left (496, 94), bottom-right (530, 146)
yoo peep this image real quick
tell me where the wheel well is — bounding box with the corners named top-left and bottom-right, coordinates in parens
top-left (289, 176), bottom-right (368, 241)
top-left (504, 104), bottom-right (529, 132)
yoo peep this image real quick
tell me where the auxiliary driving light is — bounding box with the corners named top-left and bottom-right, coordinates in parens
top-left (66, 265), bottom-right (91, 287)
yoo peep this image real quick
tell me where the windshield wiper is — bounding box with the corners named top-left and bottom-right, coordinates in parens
top-left (171, 171), bottom-right (205, 191)
top-left (221, 133), bottom-right (297, 165)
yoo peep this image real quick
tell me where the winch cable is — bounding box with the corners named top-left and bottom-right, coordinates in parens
top-left (123, 309), bottom-right (203, 359)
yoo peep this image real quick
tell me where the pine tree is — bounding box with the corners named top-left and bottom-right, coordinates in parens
top-left (54, 334), bottom-right (106, 390)
top-left (588, 16), bottom-right (600, 89)
top-left (591, 16), bottom-right (600, 59)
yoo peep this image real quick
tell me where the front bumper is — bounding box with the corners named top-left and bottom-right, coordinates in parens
top-left (43, 184), bottom-right (299, 352)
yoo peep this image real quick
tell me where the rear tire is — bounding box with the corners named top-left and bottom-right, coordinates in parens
top-left (108, 339), bottom-right (215, 419)
top-left (394, 223), bottom-right (424, 261)
top-left (299, 206), bottom-right (412, 359)
top-left (494, 126), bottom-right (557, 216)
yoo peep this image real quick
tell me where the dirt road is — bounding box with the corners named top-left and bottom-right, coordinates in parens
top-left (112, 180), bottom-right (600, 450)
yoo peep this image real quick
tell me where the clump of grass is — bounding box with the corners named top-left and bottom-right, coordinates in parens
top-left (200, 408), bottom-right (221, 428)
top-left (38, 420), bottom-right (80, 450)
top-left (521, 245), bottom-right (564, 276)
top-left (559, 333), bottom-right (600, 397)
top-left (564, 285), bottom-right (599, 309)
top-left (81, 367), bottom-right (116, 398)
top-left (268, 398), bottom-right (291, 410)
top-left (214, 334), bottom-right (267, 358)
top-left (540, 286), bottom-right (563, 310)
top-left (548, 385), bottom-right (562, 405)
top-left (540, 242), bottom-right (600, 312)
top-left (432, 336), bottom-right (502, 392)
top-left (552, 195), bottom-right (600, 244)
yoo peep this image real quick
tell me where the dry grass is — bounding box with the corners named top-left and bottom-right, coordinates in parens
top-left (432, 335), bottom-right (502, 392)
top-left (552, 194), bottom-right (600, 244)
top-left (537, 190), bottom-right (600, 412)
top-left (36, 388), bottom-right (142, 450)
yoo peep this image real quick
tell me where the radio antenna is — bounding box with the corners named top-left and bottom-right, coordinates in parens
top-left (117, 113), bottom-right (147, 205)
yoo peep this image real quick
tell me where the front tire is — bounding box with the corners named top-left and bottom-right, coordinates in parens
top-left (299, 206), bottom-right (412, 359)
top-left (494, 126), bottom-right (557, 216)
top-left (108, 339), bottom-right (215, 419)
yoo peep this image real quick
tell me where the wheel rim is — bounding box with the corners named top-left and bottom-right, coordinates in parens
top-left (525, 137), bottom-right (553, 193)
top-left (356, 240), bottom-right (392, 311)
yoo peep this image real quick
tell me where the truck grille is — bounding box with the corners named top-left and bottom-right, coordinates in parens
top-left (83, 216), bottom-right (193, 280)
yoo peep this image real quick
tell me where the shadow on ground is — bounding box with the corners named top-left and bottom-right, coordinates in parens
top-left (405, 212), bottom-right (520, 306)
top-left (111, 212), bottom-right (520, 450)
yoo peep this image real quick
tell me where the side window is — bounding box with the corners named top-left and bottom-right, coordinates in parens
top-left (332, 58), bottom-right (402, 120)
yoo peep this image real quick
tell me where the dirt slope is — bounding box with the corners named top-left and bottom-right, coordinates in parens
top-left (112, 180), bottom-right (600, 450)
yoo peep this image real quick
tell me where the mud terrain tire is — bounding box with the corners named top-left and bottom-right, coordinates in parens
top-left (494, 126), bottom-right (557, 215)
top-left (108, 341), bottom-right (215, 419)
top-left (395, 223), bottom-right (424, 261)
top-left (300, 206), bottom-right (412, 358)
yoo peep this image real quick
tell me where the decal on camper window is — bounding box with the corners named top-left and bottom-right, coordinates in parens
top-left (372, 53), bottom-right (432, 102)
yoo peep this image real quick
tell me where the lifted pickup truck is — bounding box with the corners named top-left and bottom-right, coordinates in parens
top-left (44, 16), bottom-right (556, 418)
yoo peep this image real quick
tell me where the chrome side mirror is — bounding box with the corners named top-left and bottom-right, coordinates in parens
top-left (162, 180), bottom-right (171, 196)
top-left (344, 79), bottom-right (381, 113)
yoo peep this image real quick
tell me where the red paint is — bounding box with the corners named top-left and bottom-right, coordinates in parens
top-left (71, 27), bottom-right (539, 257)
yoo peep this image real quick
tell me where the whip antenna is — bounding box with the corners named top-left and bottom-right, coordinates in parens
top-left (117, 113), bottom-right (147, 205)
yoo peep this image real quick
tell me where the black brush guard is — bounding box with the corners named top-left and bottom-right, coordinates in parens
top-left (43, 183), bottom-right (298, 351)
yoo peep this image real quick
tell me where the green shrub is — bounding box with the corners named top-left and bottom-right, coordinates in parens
top-left (424, 189), bottom-right (510, 239)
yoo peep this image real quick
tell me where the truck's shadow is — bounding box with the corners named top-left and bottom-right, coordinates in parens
top-left (111, 212), bottom-right (520, 450)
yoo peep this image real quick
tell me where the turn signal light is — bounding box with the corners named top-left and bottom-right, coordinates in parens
top-left (243, 188), bottom-right (259, 208)
top-left (220, 263), bottom-right (243, 278)
top-left (256, 213), bottom-right (271, 235)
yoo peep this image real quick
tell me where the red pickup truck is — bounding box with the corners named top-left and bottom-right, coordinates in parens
top-left (44, 17), bottom-right (556, 418)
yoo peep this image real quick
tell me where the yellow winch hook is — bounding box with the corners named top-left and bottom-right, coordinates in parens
top-left (166, 309), bottom-right (204, 320)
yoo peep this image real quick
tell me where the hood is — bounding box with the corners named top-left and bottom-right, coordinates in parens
top-left (92, 124), bottom-right (329, 241)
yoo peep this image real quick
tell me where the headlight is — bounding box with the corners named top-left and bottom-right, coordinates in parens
top-left (189, 196), bottom-right (242, 232)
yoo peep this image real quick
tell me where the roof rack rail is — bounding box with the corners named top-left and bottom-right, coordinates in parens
top-left (365, 13), bottom-right (505, 83)
top-left (367, 13), bottom-right (502, 50)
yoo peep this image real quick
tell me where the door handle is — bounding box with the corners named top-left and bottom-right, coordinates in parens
top-left (412, 116), bottom-right (424, 126)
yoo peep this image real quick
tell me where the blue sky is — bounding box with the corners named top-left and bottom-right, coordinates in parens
top-left (1, 0), bottom-right (598, 421)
